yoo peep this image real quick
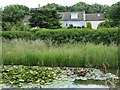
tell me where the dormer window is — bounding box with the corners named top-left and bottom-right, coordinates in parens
top-left (71, 13), bottom-right (78, 19)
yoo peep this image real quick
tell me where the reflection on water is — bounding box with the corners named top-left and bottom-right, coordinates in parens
top-left (43, 68), bottom-right (119, 88)
top-left (74, 79), bottom-right (106, 85)
top-left (71, 68), bottom-right (120, 88)
top-left (74, 79), bottom-right (120, 88)
top-left (62, 84), bottom-right (109, 88)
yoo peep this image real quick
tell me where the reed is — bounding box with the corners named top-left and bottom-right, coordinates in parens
top-left (2, 39), bottom-right (118, 68)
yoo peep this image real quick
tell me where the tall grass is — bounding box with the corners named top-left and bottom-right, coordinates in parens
top-left (2, 39), bottom-right (118, 68)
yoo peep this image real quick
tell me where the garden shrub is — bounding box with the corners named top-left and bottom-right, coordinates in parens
top-left (2, 28), bottom-right (119, 45)
top-left (97, 20), bottom-right (111, 28)
top-left (87, 22), bottom-right (92, 29)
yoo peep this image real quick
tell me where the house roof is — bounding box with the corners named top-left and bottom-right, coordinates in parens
top-left (86, 13), bottom-right (105, 21)
top-left (59, 12), bottom-right (105, 21)
top-left (59, 12), bottom-right (84, 21)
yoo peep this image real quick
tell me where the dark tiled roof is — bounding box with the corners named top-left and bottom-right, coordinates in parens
top-left (86, 13), bottom-right (105, 21)
top-left (59, 12), bottom-right (84, 21)
top-left (59, 12), bottom-right (105, 21)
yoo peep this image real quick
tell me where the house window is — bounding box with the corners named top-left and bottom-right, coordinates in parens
top-left (71, 13), bottom-right (78, 19)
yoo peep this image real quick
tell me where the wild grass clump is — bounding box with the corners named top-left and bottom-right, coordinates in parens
top-left (2, 39), bottom-right (118, 68)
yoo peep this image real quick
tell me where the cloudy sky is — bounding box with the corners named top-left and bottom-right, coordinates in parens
top-left (0, 0), bottom-right (119, 8)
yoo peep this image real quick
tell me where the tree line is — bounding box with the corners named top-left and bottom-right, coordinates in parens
top-left (1, 1), bottom-right (120, 31)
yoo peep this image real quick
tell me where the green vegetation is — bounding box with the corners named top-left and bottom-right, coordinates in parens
top-left (2, 4), bottom-right (29, 24)
top-left (2, 2), bottom-right (120, 31)
top-left (2, 39), bottom-right (118, 68)
top-left (2, 28), bottom-right (119, 45)
top-left (109, 2), bottom-right (120, 27)
top-left (2, 5), bottom-right (30, 31)
top-left (29, 9), bottom-right (61, 29)
top-left (40, 2), bottom-right (109, 14)
top-left (2, 22), bottom-right (30, 31)
top-left (1, 2), bottom-right (119, 88)
top-left (87, 22), bottom-right (92, 29)
top-left (97, 20), bottom-right (111, 28)
top-left (1, 65), bottom-right (62, 87)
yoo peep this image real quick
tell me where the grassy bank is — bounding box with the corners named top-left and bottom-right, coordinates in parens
top-left (2, 39), bottom-right (118, 68)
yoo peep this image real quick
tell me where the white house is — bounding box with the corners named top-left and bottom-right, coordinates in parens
top-left (59, 11), bottom-right (105, 29)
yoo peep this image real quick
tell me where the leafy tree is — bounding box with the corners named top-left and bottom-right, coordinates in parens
top-left (0, 8), bottom-right (2, 30)
top-left (39, 2), bottom-right (110, 17)
top-left (87, 3), bottom-right (103, 13)
top-left (102, 5), bottom-right (110, 18)
top-left (2, 4), bottom-right (29, 24)
top-left (41, 3), bottom-right (67, 12)
top-left (109, 2), bottom-right (120, 27)
top-left (69, 2), bottom-right (89, 12)
top-left (29, 9), bottom-right (61, 29)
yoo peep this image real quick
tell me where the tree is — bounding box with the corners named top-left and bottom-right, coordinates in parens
top-left (0, 8), bottom-right (2, 30)
top-left (109, 2), bottom-right (120, 27)
top-left (41, 3), bottom-right (67, 12)
top-left (2, 4), bottom-right (29, 24)
top-left (29, 9), bottom-right (61, 29)
top-left (69, 2), bottom-right (89, 12)
top-left (39, 2), bottom-right (110, 15)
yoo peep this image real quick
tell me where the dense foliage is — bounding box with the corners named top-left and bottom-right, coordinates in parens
top-left (2, 28), bottom-right (119, 45)
top-left (29, 9), bottom-right (61, 29)
top-left (2, 5), bottom-right (30, 31)
top-left (2, 5), bottom-right (29, 24)
top-left (97, 20), bottom-right (111, 28)
top-left (40, 3), bottom-right (68, 12)
top-left (40, 2), bottom-right (109, 14)
top-left (109, 2), bottom-right (120, 27)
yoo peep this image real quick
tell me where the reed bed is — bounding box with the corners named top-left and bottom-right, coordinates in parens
top-left (2, 39), bottom-right (118, 68)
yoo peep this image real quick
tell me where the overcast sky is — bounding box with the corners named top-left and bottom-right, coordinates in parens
top-left (0, 0), bottom-right (119, 8)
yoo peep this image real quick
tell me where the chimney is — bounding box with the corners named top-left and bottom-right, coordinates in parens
top-left (38, 4), bottom-right (40, 8)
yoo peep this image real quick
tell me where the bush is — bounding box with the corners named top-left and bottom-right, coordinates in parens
top-left (97, 20), bottom-right (111, 28)
top-left (2, 28), bottom-right (119, 45)
top-left (2, 22), bottom-right (14, 31)
top-left (87, 22), bottom-right (92, 29)
top-left (2, 31), bottom-right (33, 39)
top-left (82, 25), bottom-right (85, 28)
top-left (2, 22), bottom-right (30, 31)
top-left (67, 24), bottom-right (73, 29)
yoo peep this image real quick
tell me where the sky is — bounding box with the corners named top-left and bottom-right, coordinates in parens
top-left (0, 0), bottom-right (120, 8)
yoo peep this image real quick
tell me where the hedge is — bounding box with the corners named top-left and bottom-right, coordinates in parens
top-left (1, 28), bottom-right (120, 45)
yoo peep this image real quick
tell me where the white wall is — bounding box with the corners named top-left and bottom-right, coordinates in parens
top-left (61, 21), bottom-right (86, 28)
top-left (61, 20), bottom-right (104, 29)
top-left (86, 21), bottom-right (104, 29)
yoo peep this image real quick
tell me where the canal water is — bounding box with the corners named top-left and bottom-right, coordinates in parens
top-left (1, 68), bottom-right (119, 88)
top-left (42, 68), bottom-right (119, 88)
